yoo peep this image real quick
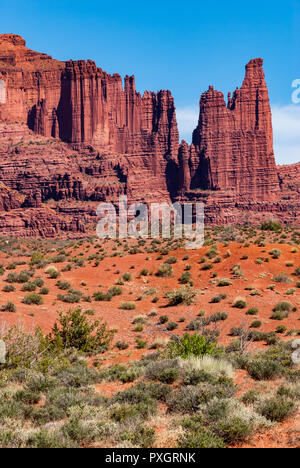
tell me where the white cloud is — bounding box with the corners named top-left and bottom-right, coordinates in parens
top-left (271, 105), bottom-right (300, 165)
top-left (176, 104), bottom-right (300, 166)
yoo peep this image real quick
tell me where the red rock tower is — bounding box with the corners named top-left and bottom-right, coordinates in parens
top-left (191, 58), bottom-right (280, 200)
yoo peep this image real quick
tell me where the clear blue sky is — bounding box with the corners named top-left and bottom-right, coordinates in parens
top-left (1, 0), bottom-right (300, 163)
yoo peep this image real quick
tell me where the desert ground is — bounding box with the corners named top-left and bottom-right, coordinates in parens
top-left (0, 224), bottom-right (299, 448)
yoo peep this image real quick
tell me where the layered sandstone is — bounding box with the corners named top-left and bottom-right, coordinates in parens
top-left (182, 59), bottom-right (280, 201)
top-left (0, 35), bottom-right (298, 236)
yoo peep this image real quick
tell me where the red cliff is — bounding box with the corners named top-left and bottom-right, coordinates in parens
top-left (188, 58), bottom-right (280, 201)
top-left (0, 35), bottom-right (298, 235)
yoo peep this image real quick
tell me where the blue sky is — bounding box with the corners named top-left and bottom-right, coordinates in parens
top-left (1, 0), bottom-right (300, 163)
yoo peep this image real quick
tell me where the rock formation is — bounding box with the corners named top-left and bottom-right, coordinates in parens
top-left (179, 59), bottom-right (280, 201)
top-left (0, 34), bottom-right (298, 236)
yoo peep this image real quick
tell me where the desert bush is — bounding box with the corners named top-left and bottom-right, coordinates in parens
top-left (180, 356), bottom-right (234, 380)
top-left (56, 281), bottom-right (71, 291)
top-left (156, 264), bottom-right (173, 277)
top-left (165, 286), bottom-right (197, 306)
top-left (30, 252), bottom-right (44, 265)
top-left (233, 297), bottom-right (247, 309)
top-left (217, 278), bottom-right (232, 287)
top-left (119, 302), bottom-right (136, 310)
top-left (215, 417), bottom-right (253, 444)
top-left (258, 397), bottom-right (294, 422)
top-left (246, 307), bottom-right (259, 316)
top-left (272, 272), bottom-right (291, 284)
top-left (3, 284), bottom-right (15, 293)
top-left (108, 286), bottom-right (122, 297)
top-left (261, 219), bottom-right (282, 232)
top-left (167, 384), bottom-right (235, 413)
top-left (0, 324), bottom-right (42, 368)
top-left (250, 321), bottom-right (262, 329)
top-left (58, 290), bottom-right (82, 304)
top-left (115, 341), bottom-right (129, 350)
top-left (273, 302), bottom-right (292, 312)
top-left (168, 333), bottom-right (216, 359)
top-left (22, 293), bottom-right (43, 305)
top-left (1, 302), bottom-right (16, 312)
top-left (246, 359), bottom-right (282, 380)
top-left (269, 249), bottom-right (282, 259)
top-left (166, 321), bottom-right (178, 331)
top-left (270, 310), bottom-right (289, 320)
top-left (136, 338), bottom-right (147, 349)
top-left (145, 360), bottom-right (179, 384)
top-left (241, 390), bottom-right (259, 405)
top-left (50, 307), bottom-right (115, 354)
top-left (93, 291), bottom-right (112, 302)
top-left (45, 267), bottom-right (60, 279)
top-left (165, 256), bottom-right (177, 264)
top-left (21, 282), bottom-right (37, 292)
top-left (276, 325), bottom-right (287, 334)
top-left (178, 428), bottom-right (225, 449)
top-left (179, 272), bottom-right (191, 284)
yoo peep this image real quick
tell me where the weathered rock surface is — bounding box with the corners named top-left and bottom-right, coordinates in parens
top-left (0, 34), bottom-right (298, 236)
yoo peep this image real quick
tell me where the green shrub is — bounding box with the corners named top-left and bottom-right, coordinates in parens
top-left (115, 340), bottom-right (129, 350)
top-left (3, 284), bottom-right (15, 293)
top-left (165, 286), bottom-right (197, 306)
top-left (246, 359), bottom-right (282, 380)
top-left (50, 307), bottom-right (115, 354)
top-left (31, 252), bottom-right (44, 265)
top-left (178, 428), bottom-right (225, 448)
top-left (258, 397), bottom-right (294, 422)
top-left (58, 290), bottom-right (82, 303)
top-left (261, 219), bottom-right (282, 232)
top-left (233, 297), bottom-right (247, 309)
top-left (56, 281), bottom-right (71, 290)
top-left (159, 315), bottom-right (169, 324)
top-left (270, 310), bottom-right (289, 320)
top-left (272, 272), bottom-right (291, 284)
top-left (273, 302), bottom-right (292, 312)
top-left (246, 307), bottom-right (259, 315)
top-left (269, 249), bottom-right (281, 259)
top-left (46, 267), bottom-right (60, 279)
top-left (108, 286), bottom-right (123, 296)
top-left (93, 291), bottom-right (112, 302)
top-left (122, 272), bottom-right (132, 282)
top-left (241, 390), bottom-right (259, 405)
top-left (156, 264), bottom-right (173, 277)
top-left (276, 325), bottom-right (287, 334)
top-left (165, 256), bottom-right (177, 264)
top-left (166, 321), bottom-right (178, 331)
top-left (250, 321), bottom-right (262, 329)
top-left (217, 278), bottom-right (232, 287)
top-left (179, 272), bottom-right (191, 284)
top-left (215, 417), bottom-right (253, 444)
top-left (22, 293), bottom-right (43, 305)
top-left (1, 301), bottom-right (16, 312)
top-left (168, 333), bottom-right (216, 359)
top-left (119, 302), bottom-right (136, 310)
top-left (21, 282), bottom-right (37, 292)
top-left (135, 338), bottom-right (147, 349)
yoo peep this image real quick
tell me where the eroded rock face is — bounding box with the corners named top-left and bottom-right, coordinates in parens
top-left (0, 34), bottom-right (298, 236)
top-left (188, 59), bottom-right (280, 201)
